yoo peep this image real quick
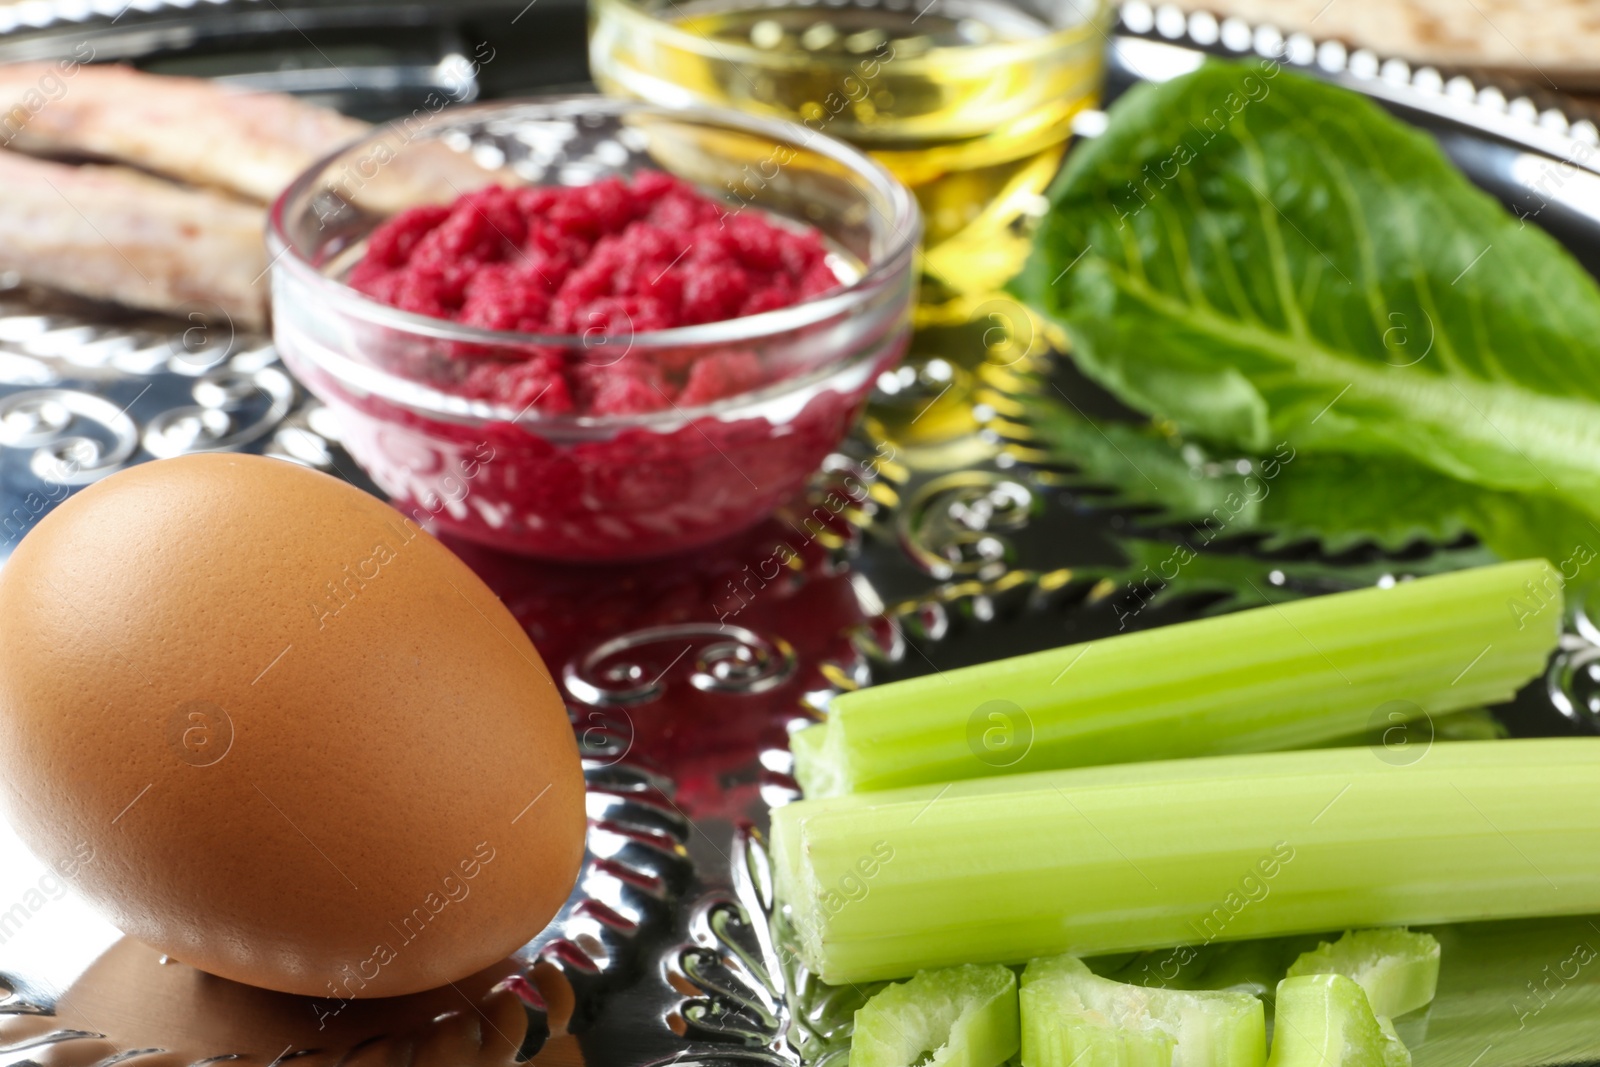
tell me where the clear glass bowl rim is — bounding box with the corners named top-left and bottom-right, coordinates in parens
top-left (267, 94), bottom-right (920, 430)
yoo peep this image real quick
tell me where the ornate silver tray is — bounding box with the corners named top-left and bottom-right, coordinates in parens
top-left (1, 2), bottom-right (1599, 1065)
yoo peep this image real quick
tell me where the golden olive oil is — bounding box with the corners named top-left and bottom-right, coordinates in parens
top-left (591, 0), bottom-right (1107, 297)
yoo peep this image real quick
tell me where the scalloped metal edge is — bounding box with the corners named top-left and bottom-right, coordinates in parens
top-left (1111, 1), bottom-right (1600, 171)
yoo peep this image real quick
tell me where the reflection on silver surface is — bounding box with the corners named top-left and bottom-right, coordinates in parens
top-left (1551, 573), bottom-right (1600, 729)
top-left (898, 471), bottom-right (1036, 581)
top-left (1548, 643), bottom-right (1600, 726)
top-left (0, 285), bottom-right (352, 564)
top-left (565, 625), bottom-right (799, 707)
top-left (0, 388), bottom-right (137, 484)
top-left (142, 366), bottom-right (295, 458)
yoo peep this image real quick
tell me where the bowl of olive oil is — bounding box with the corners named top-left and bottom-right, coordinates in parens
top-left (590, 0), bottom-right (1109, 299)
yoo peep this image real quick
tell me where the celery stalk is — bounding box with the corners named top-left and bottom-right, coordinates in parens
top-left (1021, 954), bottom-right (1266, 1067)
top-left (1268, 975), bottom-right (1409, 1067)
top-left (1286, 930), bottom-right (1440, 1018)
top-left (772, 739), bottom-right (1600, 985)
top-left (793, 726), bottom-right (832, 801)
top-left (796, 560), bottom-right (1560, 797)
top-left (851, 964), bottom-right (1019, 1067)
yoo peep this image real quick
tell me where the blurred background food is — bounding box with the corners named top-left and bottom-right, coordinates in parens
top-left (0, 64), bottom-right (364, 327)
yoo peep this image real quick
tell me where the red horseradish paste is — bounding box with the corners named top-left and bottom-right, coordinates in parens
top-left (348, 172), bottom-right (844, 415)
top-left (311, 171), bottom-right (906, 561)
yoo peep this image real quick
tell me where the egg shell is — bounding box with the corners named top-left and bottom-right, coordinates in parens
top-left (0, 453), bottom-right (586, 998)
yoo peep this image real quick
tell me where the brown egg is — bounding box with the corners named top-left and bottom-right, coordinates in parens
top-left (0, 453), bottom-right (586, 998)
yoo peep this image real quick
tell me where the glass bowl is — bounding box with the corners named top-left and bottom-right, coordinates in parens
top-left (589, 0), bottom-right (1107, 294)
top-left (268, 95), bottom-right (919, 561)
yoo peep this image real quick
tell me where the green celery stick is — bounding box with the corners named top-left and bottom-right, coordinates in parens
top-left (772, 739), bottom-right (1600, 985)
top-left (796, 560), bottom-right (1561, 797)
top-left (851, 964), bottom-right (1019, 1067)
top-left (1286, 930), bottom-right (1440, 1018)
top-left (1020, 953), bottom-right (1266, 1067)
top-left (1268, 974), bottom-right (1409, 1067)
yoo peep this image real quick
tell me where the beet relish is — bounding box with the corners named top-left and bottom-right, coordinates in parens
top-left (347, 172), bottom-right (844, 416)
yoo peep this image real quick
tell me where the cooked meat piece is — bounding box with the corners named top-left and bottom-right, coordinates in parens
top-left (0, 151), bottom-right (269, 329)
top-left (0, 62), bottom-right (369, 203)
top-left (0, 62), bottom-right (513, 327)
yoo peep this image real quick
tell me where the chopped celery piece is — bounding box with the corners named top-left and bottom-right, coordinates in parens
top-left (798, 560), bottom-right (1561, 797)
top-left (789, 721), bottom-right (839, 799)
top-left (1020, 954), bottom-right (1266, 1067)
top-left (772, 739), bottom-right (1600, 984)
top-left (852, 963), bottom-right (1019, 1067)
top-left (1286, 930), bottom-right (1440, 1018)
top-left (1377, 1017), bottom-right (1411, 1065)
top-left (1268, 975), bottom-right (1409, 1067)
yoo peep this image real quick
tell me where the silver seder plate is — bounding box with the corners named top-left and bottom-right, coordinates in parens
top-left (1, 2), bottom-right (1600, 1065)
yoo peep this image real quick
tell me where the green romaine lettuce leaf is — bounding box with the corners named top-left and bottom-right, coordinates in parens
top-left (1012, 62), bottom-right (1600, 538)
top-left (1021, 395), bottom-right (1600, 568)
